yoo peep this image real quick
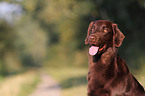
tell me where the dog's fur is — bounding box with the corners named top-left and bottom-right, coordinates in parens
top-left (85, 20), bottom-right (145, 96)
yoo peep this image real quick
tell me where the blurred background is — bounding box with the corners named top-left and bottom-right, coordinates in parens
top-left (0, 0), bottom-right (145, 96)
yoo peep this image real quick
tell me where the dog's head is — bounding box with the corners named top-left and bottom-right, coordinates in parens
top-left (85, 20), bottom-right (125, 55)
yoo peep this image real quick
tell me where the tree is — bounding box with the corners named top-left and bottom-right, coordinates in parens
top-left (0, 20), bottom-right (16, 75)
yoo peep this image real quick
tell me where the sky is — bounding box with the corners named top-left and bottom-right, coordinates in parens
top-left (0, 1), bottom-right (22, 22)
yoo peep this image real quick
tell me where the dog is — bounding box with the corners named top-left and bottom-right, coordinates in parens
top-left (85, 20), bottom-right (145, 96)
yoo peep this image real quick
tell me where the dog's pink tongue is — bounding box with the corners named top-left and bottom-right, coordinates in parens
top-left (89, 46), bottom-right (99, 56)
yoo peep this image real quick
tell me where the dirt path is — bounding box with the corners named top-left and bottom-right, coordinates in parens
top-left (29, 74), bottom-right (61, 96)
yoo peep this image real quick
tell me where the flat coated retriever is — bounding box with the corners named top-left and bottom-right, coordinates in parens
top-left (85, 20), bottom-right (145, 96)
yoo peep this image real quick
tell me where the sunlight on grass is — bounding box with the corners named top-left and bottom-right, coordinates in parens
top-left (46, 67), bottom-right (88, 96)
top-left (139, 75), bottom-right (145, 87)
top-left (61, 85), bottom-right (87, 96)
top-left (0, 71), bottom-right (40, 96)
top-left (134, 71), bottom-right (145, 88)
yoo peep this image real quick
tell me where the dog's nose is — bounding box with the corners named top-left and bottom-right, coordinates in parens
top-left (89, 36), bottom-right (96, 42)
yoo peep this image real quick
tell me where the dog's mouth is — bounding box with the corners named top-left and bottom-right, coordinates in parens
top-left (89, 44), bottom-right (106, 56)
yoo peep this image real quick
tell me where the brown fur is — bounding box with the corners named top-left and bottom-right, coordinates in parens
top-left (85, 20), bottom-right (145, 96)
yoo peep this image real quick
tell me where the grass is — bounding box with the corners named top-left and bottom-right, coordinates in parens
top-left (46, 67), bottom-right (145, 96)
top-left (0, 71), bottom-right (40, 96)
top-left (46, 67), bottom-right (88, 96)
top-left (133, 70), bottom-right (145, 87)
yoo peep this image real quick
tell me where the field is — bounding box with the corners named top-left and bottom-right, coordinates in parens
top-left (0, 71), bottom-right (40, 96)
top-left (0, 67), bottom-right (144, 96)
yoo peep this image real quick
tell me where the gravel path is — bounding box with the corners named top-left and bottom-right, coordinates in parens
top-left (29, 74), bottom-right (61, 96)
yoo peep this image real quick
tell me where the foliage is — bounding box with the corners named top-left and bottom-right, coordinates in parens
top-left (0, 0), bottom-right (145, 75)
top-left (0, 20), bottom-right (16, 75)
top-left (15, 16), bottom-right (48, 67)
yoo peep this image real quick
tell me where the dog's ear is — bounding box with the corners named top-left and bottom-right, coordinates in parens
top-left (85, 21), bottom-right (95, 44)
top-left (112, 24), bottom-right (125, 47)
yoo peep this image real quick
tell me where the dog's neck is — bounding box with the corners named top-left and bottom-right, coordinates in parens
top-left (89, 46), bottom-right (118, 69)
top-left (101, 46), bottom-right (118, 64)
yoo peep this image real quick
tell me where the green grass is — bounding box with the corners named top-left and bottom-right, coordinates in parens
top-left (46, 67), bottom-right (88, 96)
top-left (0, 76), bottom-right (4, 82)
top-left (18, 72), bottom-right (40, 96)
top-left (0, 71), bottom-right (40, 96)
top-left (133, 70), bottom-right (145, 87)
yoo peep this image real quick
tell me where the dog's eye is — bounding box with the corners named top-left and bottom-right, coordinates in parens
top-left (91, 26), bottom-right (95, 31)
top-left (103, 26), bottom-right (109, 32)
top-left (104, 28), bottom-right (109, 32)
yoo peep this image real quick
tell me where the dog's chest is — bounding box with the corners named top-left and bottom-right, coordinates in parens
top-left (89, 55), bottom-right (117, 83)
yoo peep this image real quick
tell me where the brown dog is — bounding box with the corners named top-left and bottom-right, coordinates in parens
top-left (85, 20), bottom-right (145, 96)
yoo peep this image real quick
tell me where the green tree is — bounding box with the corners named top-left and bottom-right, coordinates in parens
top-left (15, 16), bottom-right (47, 67)
top-left (18, 0), bottom-right (95, 67)
top-left (0, 0), bottom-right (145, 73)
top-left (0, 20), bottom-right (16, 75)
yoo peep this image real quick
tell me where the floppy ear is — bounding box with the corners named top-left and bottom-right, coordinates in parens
top-left (112, 24), bottom-right (125, 47)
top-left (85, 21), bottom-right (95, 44)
